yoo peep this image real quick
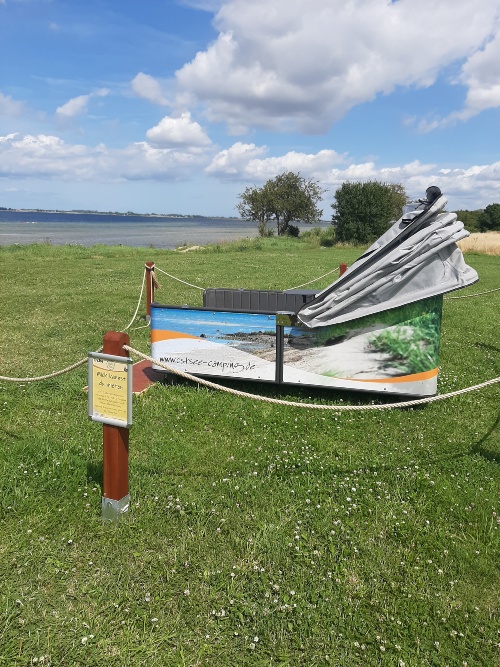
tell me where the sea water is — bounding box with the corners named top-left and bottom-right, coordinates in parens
top-left (0, 210), bottom-right (261, 248)
top-left (0, 210), bottom-right (331, 248)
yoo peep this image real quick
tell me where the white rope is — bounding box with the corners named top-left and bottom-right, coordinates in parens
top-left (128, 323), bottom-right (150, 331)
top-left (0, 267), bottom-right (148, 382)
top-left (155, 266), bottom-right (205, 291)
top-left (153, 262), bottom-right (499, 301)
top-left (2, 263), bottom-right (496, 384)
top-left (445, 286), bottom-right (500, 300)
top-left (286, 266), bottom-right (340, 291)
top-left (0, 347), bottom-right (104, 383)
top-left (123, 345), bottom-right (499, 411)
top-left (121, 267), bottom-right (146, 330)
top-left (154, 264), bottom-right (344, 294)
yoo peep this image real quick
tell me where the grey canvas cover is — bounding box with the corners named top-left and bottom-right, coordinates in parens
top-left (298, 193), bottom-right (478, 328)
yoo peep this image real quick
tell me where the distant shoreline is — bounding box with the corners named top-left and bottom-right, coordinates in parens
top-left (0, 207), bottom-right (242, 220)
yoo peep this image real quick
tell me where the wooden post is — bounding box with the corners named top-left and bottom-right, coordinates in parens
top-left (102, 331), bottom-right (130, 522)
top-left (339, 262), bottom-right (348, 276)
top-left (145, 261), bottom-right (155, 319)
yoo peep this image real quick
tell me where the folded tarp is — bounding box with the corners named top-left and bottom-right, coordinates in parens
top-left (297, 194), bottom-right (478, 328)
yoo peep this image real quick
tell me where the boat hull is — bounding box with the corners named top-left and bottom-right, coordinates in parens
top-left (150, 294), bottom-right (443, 397)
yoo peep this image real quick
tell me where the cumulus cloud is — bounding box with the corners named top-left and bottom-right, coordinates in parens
top-left (461, 33), bottom-right (500, 117)
top-left (131, 72), bottom-right (170, 106)
top-left (146, 112), bottom-right (212, 150)
top-left (206, 144), bottom-right (345, 180)
top-left (1, 132), bottom-right (499, 208)
top-left (56, 88), bottom-right (109, 119)
top-left (205, 142), bottom-right (268, 175)
top-left (206, 141), bottom-right (500, 208)
top-left (410, 29), bottom-right (500, 132)
top-left (0, 92), bottom-right (24, 117)
top-left (0, 132), bottom-right (210, 182)
top-left (446, 30), bottom-right (500, 123)
top-left (175, 0), bottom-right (500, 133)
top-left (56, 95), bottom-right (90, 118)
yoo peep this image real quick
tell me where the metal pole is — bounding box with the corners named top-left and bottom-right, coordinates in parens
top-left (102, 331), bottom-right (130, 522)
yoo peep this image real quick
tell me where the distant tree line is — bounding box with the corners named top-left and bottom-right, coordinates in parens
top-left (455, 204), bottom-right (500, 233)
top-left (237, 173), bottom-right (500, 243)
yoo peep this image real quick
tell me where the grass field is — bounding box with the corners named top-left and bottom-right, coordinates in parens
top-left (0, 239), bottom-right (499, 667)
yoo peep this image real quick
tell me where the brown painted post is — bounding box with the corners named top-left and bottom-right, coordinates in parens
top-left (339, 262), bottom-right (348, 276)
top-left (145, 261), bottom-right (155, 318)
top-left (102, 331), bottom-right (130, 521)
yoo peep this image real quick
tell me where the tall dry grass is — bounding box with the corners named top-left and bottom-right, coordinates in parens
top-left (458, 231), bottom-right (500, 256)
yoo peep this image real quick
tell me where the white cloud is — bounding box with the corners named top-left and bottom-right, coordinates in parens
top-left (56, 88), bottom-right (109, 119)
top-left (205, 141), bottom-right (267, 175)
top-left (451, 30), bottom-right (500, 121)
top-left (131, 73), bottom-right (170, 106)
top-left (1, 133), bottom-right (499, 209)
top-left (206, 144), bottom-right (345, 180)
top-left (0, 92), bottom-right (24, 117)
top-left (206, 142), bottom-right (500, 208)
top-left (146, 112), bottom-right (212, 150)
top-left (56, 95), bottom-right (90, 118)
top-left (0, 132), bottom-right (210, 182)
top-left (411, 29), bottom-right (500, 132)
top-left (175, 0), bottom-right (500, 133)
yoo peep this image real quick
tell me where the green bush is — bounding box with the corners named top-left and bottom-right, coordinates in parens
top-left (286, 224), bottom-right (300, 237)
top-left (301, 226), bottom-right (336, 247)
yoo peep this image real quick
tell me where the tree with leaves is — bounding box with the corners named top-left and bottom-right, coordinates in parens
top-left (332, 180), bottom-right (408, 244)
top-left (455, 209), bottom-right (482, 233)
top-left (477, 203), bottom-right (500, 232)
top-left (237, 172), bottom-right (324, 236)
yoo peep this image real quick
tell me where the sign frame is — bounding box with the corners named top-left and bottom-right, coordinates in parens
top-left (88, 352), bottom-right (133, 428)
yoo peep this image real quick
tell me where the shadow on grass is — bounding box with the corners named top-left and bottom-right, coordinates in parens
top-left (158, 372), bottom-right (424, 407)
top-left (471, 410), bottom-right (500, 463)
top-left (473, 341), bottom-right (500, 354)
top-left (87, 460), bottom-right (103, 485)
top-left (0, 427), bottom-right (22, 441)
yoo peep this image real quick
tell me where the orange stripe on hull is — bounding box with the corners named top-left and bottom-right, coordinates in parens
top-left (151, 329), bottom-right (202, 343)
top-left (346, 368), bottom-right (439, 384)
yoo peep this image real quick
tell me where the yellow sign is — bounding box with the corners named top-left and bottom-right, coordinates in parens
top-left (88, 354), bottom-right (132, 427)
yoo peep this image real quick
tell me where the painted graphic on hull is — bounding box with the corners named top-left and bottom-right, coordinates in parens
top-left (150, 296), bottom-right (442, 396)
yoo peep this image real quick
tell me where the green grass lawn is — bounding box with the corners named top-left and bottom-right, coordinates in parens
top-left (0, 241), bottom-right (499, 667)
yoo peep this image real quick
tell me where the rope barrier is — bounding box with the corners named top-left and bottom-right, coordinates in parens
top-left (444, 286), bottom-right (500, 300)
top-left (123, 345), bottom-right (500, 411)
top-left (153, 264), bottom-right (343, 293)
top-left (0, 272), bottom-right (146, 383)
top-left (121, 267), bottom-right (146, 331)
top-left (151, 268), bottom-right (161, 291)
top-left (1, 257), bottom-right (497, 384)
top-left (286, 266), bottom-right (340, 291)
top-left (153, 262), bottom-right (498, 301)
top-left (0, 349), bottom-right (103, 383)
top-left (128, 323), bottom-right (150, 331)
top-left (154, 266), bottom-right (205, 291)
top-left (0, 269), bottom-right (149, 382)
top-left (0, 268), bottom-right (148, 383)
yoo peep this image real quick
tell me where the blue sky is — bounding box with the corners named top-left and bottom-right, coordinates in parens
top-left (1, 0), bottom-right (499, 216)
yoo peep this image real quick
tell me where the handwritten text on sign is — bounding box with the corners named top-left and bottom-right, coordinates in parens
top-left (89, 355), bottom-right (132, 427)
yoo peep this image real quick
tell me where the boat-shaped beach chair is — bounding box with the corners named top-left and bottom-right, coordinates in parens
top-left (150, 188), bottom-right (478, 396)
